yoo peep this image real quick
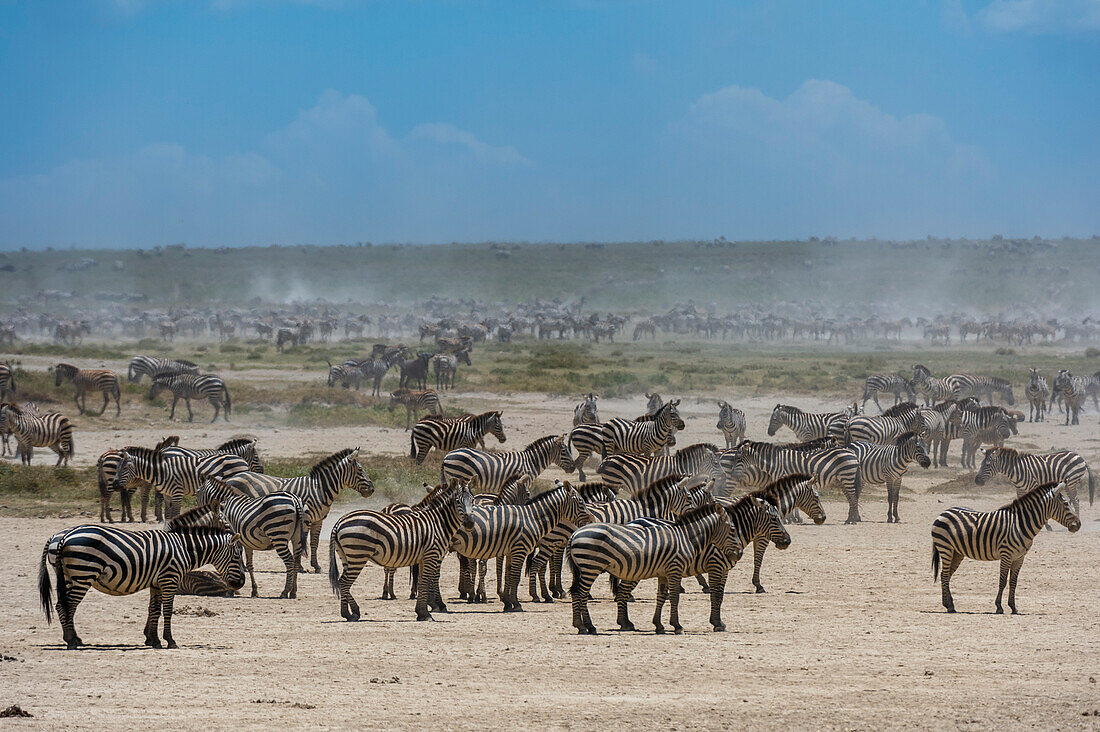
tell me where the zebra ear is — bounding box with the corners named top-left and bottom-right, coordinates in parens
top-left (350, 447), bottom-right (361, 459)
top-left (230, 532), bottom-right (245, 546)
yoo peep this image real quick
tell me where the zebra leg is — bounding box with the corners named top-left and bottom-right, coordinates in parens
top-left (210, 398), bottom-right (220, 423)
top-left (409, 564), bottom-right (420, 600)
top-left (382, 567), bottom-right (395, 600)
top-left (114, 391), bottom-right (121, 417)
top-left (58, 577), bottom-right (91, 649)
top-left (98, 392), bottom-right (109, 417)
top-left (275, 541), bottom-right (297, 599)
top-left (496, 555), bottom-right (505, 601)
top-left (708, 570), bottom-right (728, 632)
top-left (786, 508), bottom-right (804, 524)
top-left (887, 480), bottom-right (900, 523)
top-left (549, 546), bottom-right (566, 599)
top-left (615, 580), bottom-right (638, 631)
top-left (457, 555), bottom-right (471, 601)
top-left (336, 558), bottom-right (365, 621)
top-left (160, 583), bottom-right (180, 649)
top-left (652, 579), bottom-right (668, 634)
top-left (100, 485), bottom-right (112, 523)
top-left (695, 574), bottom-right (710, 593)
top-left (873, 394), bottom-right (883, 413)
top-left (940, 552), bottom-right (962, 612)
top-left (144, 587), bottom-right (164, 648)
top-left (121, 489), bottom-right (135, 523)
top-left (168, 395), bottom-right (179, 420)
top-left (1008, 557), bottom-right (1024, 614)
top-left (245, 548), bottom-right (258, 598)
top-left (503, 552), bottom-right (525, 612)
top-left (752, 538), bottom-right (768, 593)
top-left (309, 522), bottom-right (322, 572)
top-left (185, 397), bottom-right (194, 422)
top-left (415, 554), bottom-right (445, 620)
top-left (667, 571), bottom-right (685, 634)
top-left (994, 556), bottom-right (1012, 614)
top-left (570, 571), bottom-right (599, 634)
top-left (476, 558), bottom-right (488, 603)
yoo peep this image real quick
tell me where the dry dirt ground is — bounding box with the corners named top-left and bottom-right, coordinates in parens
top-left (1, 368), bottom-right (1099, 729)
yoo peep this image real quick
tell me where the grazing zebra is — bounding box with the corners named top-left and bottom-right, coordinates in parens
top-left (913, 400), bottom-right (959, 468)
top-left (1051, 370), bottom-right (1086, 426)
top-left (949, 401), bottom-right (1017, 468)
top-left (715, 401), bottom-right (746, 448)
top-left (326, 360), bottom-right (362, 390)
top-left (451, 482), bottom-right (591, 611)
top-left (177, 570), bottom-right (235, 597)
top-left (732, 439), bottom-right (861, 523)
top-left (116, 443), bottom-right (252, 520)
top-left (0, 362), bottom-right (15, 401)
top-left (38, 503), bottom-right (245, 649)
top-left (849, 432), bottom-right (931, 523)
top-left (209, 449), bottom-right (374, 573)
top-left (275, 328), bottom-right (299, 352)
top-left (976, 447), bottom-right (1093, 516)
top-left (1024, 368), bottom-right (1050, 423)
top-left (149, 373), bottom-right (232, 423)
top-left (573, 393), bottom-right (600, 426)
top-left (329, 481), bottom-right (475, 621)
top-left (198, 481), bottom-right (307, 599)
top-left (126, 356), bottom-right (199, 384)
top-left (931, 483), bottom-right (1080, 614)
top-left (595, 443), bottom-right (726, 496)
top-left (54, 363), bottom-right (121, 417)
top-left (95, 448), bottom-right (143, 523)
top-left (566, 501), bottom-right (740, 634)
top-left (602, 399), bottom-right (684, 457)
top-left (767, 404), bottom-right (850, 442)
top-left (0, 400), bottom-right (38, 458)
top-left (843, 402), bottom-right (922, 445)
top-left (442, 434), bottom-right (575, 493)
top-left (0, 404), bottom-right (74, 466)
top-left (944, 373), bottom-right (1015, 406)
top-left (861, 373), bottom-right (916, 412)
top-left (715, 481), bottom-right (797, 593)
top-left (911, 365), bottom-right (955, 406)
top-left (567, 422), bottom-right (605, 482)
top-left (388, 389), bottom-right (442, 430)
top-left (409, 411), bottom-right (506, 465)
top-left (526, 482), bottom-right (617, 602)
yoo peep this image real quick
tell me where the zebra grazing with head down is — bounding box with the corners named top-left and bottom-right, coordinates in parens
top-left (275, 328), bottom-right (299, 352)
top-left (208, 448), bottom-right (374, 573)
top-left (573, 393), bottom-right (600, 426)
top-left (911, 365), bottom-right (954, 406)
top-left (54, 363), bottom-right (121, 417)
top-left (731, 439), bottom-right (861, 524)
top-left (716, 401), bottom-right (745, 448)
top-left (602, 399), bottom-right (684, 457)
top-left (388, 388), bottom-right (442, 430)
top-left (38, 503), bottom-right (246, 649)
top-left (149, 373), bottom-right (232, 422)
top-left (1051, 370), bottom-right (1086, 426)
top-left (329, 481), bottom-right (476, 622)
top-left (409, 411), bottom-right (506, 465)
top-left (715, 480), bottom-right (797, 593)
top-left (177, 570), bottom-right (235, 597)
top-left (976, 446), bottom-right (1093, 516)
top-left (767, 404), bottom-right (850, 442)
top-left (442, 434), bottom-right (576, 494)
top-left (932, 482), bottom-right (1080, 614)
top-left (127, 356), bottom-right (199, 384)
top-left (595, 443), bottom-right (726, 496)
top-left (0, 362), bottom-right (16, 401)
top-left (861, 373), bottom-right (916, 412)
top-left (567, 500), bottom-right (741, 635)
top-left (326, 361), bottom-right (362, 390)
top-left (115, 442), bottom-right (252, 520)
top-left (944, 373), bottom-right (1015, 406)
top-left (849, 432), bottom-right (931, 523)
top-left (0, 404), bottom-right (74, 466)
top-left (1025, 368), bottom-right (1050, 423)
top-left (843, 402), bottom-right (922, 445)
top-left (525, 482), bottom-right (617, 602)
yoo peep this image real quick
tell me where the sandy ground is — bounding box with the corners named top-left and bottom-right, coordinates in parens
top-left (1, 366), bottom-right (1099, 729)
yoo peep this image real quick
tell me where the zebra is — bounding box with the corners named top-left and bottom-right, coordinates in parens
top-left (0, 362), bottom-right (16, 401)
top-left (198, 480), bottom-right (308, 599)
top-left (0, 403), bottom-right (74, 466)
top-left (601, 399), bottom-right (684, 457)
top-left (95, 448), bottom-right (143, 523)
top-left (432, 349), bottom-right (471, 390)
top-left (54, 363), bottom-right (121, 417)
top-left (949, 401), bottom-right (1017, 468)
top-left (573, 393), bottom-right (600, 426)
top-left (388, 388), bottom-right (442, 430)
top-left (642, 392), bottom-right (663, 417)
top-left (595, 443), bottom-right (726, 496)
top-left (409, 411), bottom-right (506, 465)
top-left (567, 422), bottom-right (605, 481)
top-left (177, 569), bottom-right (235, 597)
top-left (451, 482), bottom-right (591, 611)
top-left (843, 402), bottom-right (922, 445)
top-left (329, 480), bottom-right (476, 621)
top-left (931, 482), bottom-right (1080, 614)
top-left (456, 475), bottom-right (533, 602)
top-left (976, 446), bottom-right (1093, 516)
top-left (149, 373), bottom-right (232, 422)
top-left (209, 448), bottom-right (374, 573)
top-left (37, 503), bottom-right (245, 649)
top-left (767, 404), bottom-right (850, 442)
top-left (126, 356), bottom-right (199, 384)
top-left (116, 443), bottom-right (252, 520)
top-left (861, 373), bottom-right (916, 412)
top-left (326, 360), bottom-right (362, 390)
top-left (1024, 368), bottom-right (1050, 423)
top-left (911, 365), bottom-right (955, 406)
top-left (732, 439), bottom-right (861, 524)
top-left (715, 480), bottom-right (798, 593)
top-left (715, 401), bottom-right (745, 448)
top-left (1051, 370), bottom-right (1086, 426)
top-left (913, 400), bottom-right (960, 468)
top-left (944, 373), bottom-right (1015, 406)
top-left (1086, 371), bottom-right (1100, 411)
top-left (525, 481), bottom-right (617, 602)
top-left (566, 501), bottom-right (740, 635)
top-left (849, 432), bottom-right (931, 523)
top-left (0, 400), bottom-right (38, 458)
top-left (275, 327), bottom-right (299, 352)
top-left (442, 434), bottom-right (575, 494)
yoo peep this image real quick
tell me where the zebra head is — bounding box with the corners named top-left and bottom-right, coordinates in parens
top-left (455, 348), bottom-right (472, 366)
top-left (347, 448), bottom-right (375, 497)
top-left (757, 497), bottom-right (791, 550)
top-left (556, 482), bottom-right (592, 527)
top-left (898, 432), bottom-right (932, 469)
top-left (487, 411), bottom-right (507, 444)
top-left (53, 363), bottom-right (77, 387)
top-left (212, 534), bottom-right (247, 591)
top-left (450, 481), bottom-right (476, 531)
top-left (644, 392), bottom-right (663, 416)
top-left (147, 375), bottom-right (171, 401)
top-left (993, 378), bottom-right (1015, 406)
top-left (767, 405), bottom-right (787, 437)
top-left (974, 447), bottom-right (1002, 485)
top-left (552, 434), bottom-right (576, 474)
top-left (716, 401), bottom-right (733, 430)
top-left (1028, 367), bottom-right (1042, 388)
top-left (658, 399), bottom-right (685, 431)
top-left (912, 364), bottom-right (931, 381)
top-left (111, 449), bottom-right (138, 491)
top-left (1048, 484), bottom-right (1081, 533)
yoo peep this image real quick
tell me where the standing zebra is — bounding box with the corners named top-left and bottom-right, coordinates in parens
top-left (0, 400), bottom-right (38, 458)
top-left (913, 400), bottom-right (959, 468)
top-left (573, 393), bottom-right (600, 426)
top-left (126, 356), bottom-right (199, 384)
top-left (715, 480), bottom-right (798, 593)
top-left (525, 481), bottom-right (617, 602)
top-left (931, 483), bottom-right (1080, 614)
top-left (329, 481), bottom-right (475, 621)
top-left (567, 422), bottom-right (605, 482)
top-left (38, 503), bottom-right (245, 649)
top-left (388, 389), bottom-right (443, 430)
top-left (601, 399), bottom-right (684, 457)
top-left (432, 350), bottom-right (470, 390)
top-left (149, 373), bottom-right (232, 422)
top-left (843, 402), bottom-right (922, 445)
top-left (0, 362), bottom-right (16, 401)
top-left (96, 448), bottom-right (142, 523)
top-left (944, 373), bottom-right (1015, 406)
top-left (767, 404), bottom-right (850, 442)
top-left (949, 401), bottom-right (1016, 468)
top-left (0, 404), bottom-right (74, 466)
top-left (1051, 370), bottom-right (1086, 426)
top-left (442, 434), bottom-right (575, 493)
top-left (976, 447), bottom-right (1093, 515)
top-left (715, 400), bottom-right (746, 448)
top-left (911, 365), bottom-right (954, 406)
top-left (849, 432), bottom-right (931, 523)
top-left (409, 411), bottom-right (506, 465)
top-left (54, 363), bottom-right (121, 417)
top-left (861, 373), bottom-right (916, 412)
top-left (732, 439), bottom-right (861, 524)
top-left (115, 443), bottom-right (252, 520)
top-left (642, 392), bottom-right (663, 417)
top-left (595, 443), bottom-right (726, 496)
top-left (1024, 368), bottom-right (1050, 423)
top-left (326, 360), bottom-right (362, 390)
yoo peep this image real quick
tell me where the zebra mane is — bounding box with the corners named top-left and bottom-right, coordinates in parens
top-left (882, 401), bottom-right (918, 418)
top-left (895, 431), bottom-right (919, 445)
top-left (635, 473), bottom-right (685, 500)
top-left (930, 399), bottom-right (957, 413)
top-left (673, 502), bottom-right (721, 525)
top-left (675, 443), bottom-right (719, 459)
top-left (774, 404), bottom-right (802, 414)
top-left (493, 475), bottom-right (531, 505)
top-left (523, 434), bottom-right (561, 453)
top-left (989, 376), bottom-right (1011, 387)
top-left (1003, 482), bottom-right (1063, 511)
top-left (749, 473), bottom-right (814, 505)
top-left (309, 448), bottom-right (357, 477)
top-left (216, 437), bottom-right (256, 453)
top-left (780, 437), bottom-right (832, 452)
top-left (525, 482), bottom-right (570, 507)
top-left (165, 503), bottom-right (228, 534)
top-left (571, 481), bottom-right (617, 502)
top-left (986, 446), bottom-right (1016, 458)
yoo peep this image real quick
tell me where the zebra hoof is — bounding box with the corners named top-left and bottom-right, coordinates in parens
top-left (654, 625), bottom-right (665, 635)
top-left (618, 622), bottom-right (636, 632)
top-left (166, 640), bottom-right (178, 649)
top-left (673, 626), bottom-right (683, 635)
top-left (1010, 607), bottom-right (1019, 615)
top-left (712, 623), bottom-right (726, 632)
top-left (145, 637), bottom-right (162, 649)
top-left (755, 586), bottom-right (765, 594)
top-left (995, 606), bottom-right (1004, 614)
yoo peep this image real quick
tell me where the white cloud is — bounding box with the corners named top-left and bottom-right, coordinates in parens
top-left (408, 123), bottom-right (530, 166)
top-left (977, 0), bottom-right (1100, 32)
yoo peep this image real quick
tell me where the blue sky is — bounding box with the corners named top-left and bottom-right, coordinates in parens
top-left (0, 0), bottom-right (1097, 249)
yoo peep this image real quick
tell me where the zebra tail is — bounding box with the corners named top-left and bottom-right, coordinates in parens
top-left (126, 362), bottom-right (135, 383)
top-left (931, 546), bottom-right (940, 582)
top-left (1088, 467), bottom-right (1094, 507)
top-left (853, 469), bottom-right (862, 504)
top-left (409, 433), bottom-right (417, 461)
top-left (566, 545), bottom-right (581, 597)
top-left (38, 544), bottom-right (53, 624)
top-left (843, 422), bottom-right (853, 447)
top-left (294, 502), bottom-right (308, 566)
top-left (223, 386), bottom-right (232, 418)
top-left (327, 528), bottom-right (341, 596)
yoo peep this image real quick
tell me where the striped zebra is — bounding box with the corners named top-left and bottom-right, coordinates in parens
top-left (409, 411), bottom-right (506, 465)
top-left (767, 404), bottom-right (850, 442)
top-left (601, 399), bottom-right (684, 457)
top-left (177, 570), bottom-right (235, 597)
top-left (944, 373), bottom-right (1015, 406)
top-left (976, 447), bottom-right (1093, 516)
top-left (715, 480), bottom-right (797, 593)
top-left (573, 393), bottom-right (600, 426)
top-left (1051, 370), bottom-right (1086, 426)
top-left (843, 402), bottom-right (922, 445)
top-left (432, 350), bottom-right (470, 390)
top-left (442, 434), bottom-right (575, 493)
top-left (642, 392), bottom-right (663, 417)
top-left (0, 362), bottom-right (16, 401)
top-left (1024, 368), bottom-right (1050, 423)
top-left (0, 403), bottom-right (74, 466)
top-left (198, 481), bottom-right (307, 599)
top-left (0, 400), bottom-right (38, 458)
top-left (849, 432), bottom-right (931, 523)
top-left (208, 449), bottom-right (374, 573)
top-left (451, 482), bottom-right (591, 611)
top-left (949, 401), bottom-right (1017, 468)
top-left (326, 360), bottom-right (362, 390)
top-left (54, 363), bottom-right (121, 417)
top-left (126, 356), bottom-right (199, 384)
top-left (149, 373), bottom-right (232, 423)
top-left (1086, 371), bottom-right (1100, 412)
top-left (525, 482), bottom-right (617, 602)
top-left (37, 503), bottom-right (245, 649)
top-left (913, 400), bottom-right (959, 468)
top-left (567, 422), bottom-right (605, 481)
top-left (388, 388), bottom-right (442, 430)
top-left (732, 439), bottom-right (861, 524)
top-left (96, 448), bottom-right (143, 523)
top-left (456, 475), bottom-right (533, 602)
top-left (931, 483), bottom-right (1080, 614)
top-left (716, 401), bottom-right (746, 448)
top-left (275, 328), bottom-right (299, 352)
top-left (861, 373), bottom-right (915, 412)
top-left (566, 501), bottom-right (740, 634)
top-left (595, 443), bottom-right (726, 496)
top-left (328, 481), bottom-right (476, 621)
top-left (911, 365), bottom-right (955, 406)
top-left (116, 443), bottom-right (252, 520)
